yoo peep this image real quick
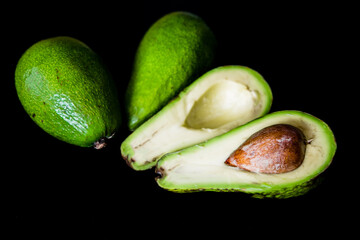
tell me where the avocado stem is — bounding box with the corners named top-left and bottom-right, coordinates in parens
top-left (93, 138), bottom-right (107, 150)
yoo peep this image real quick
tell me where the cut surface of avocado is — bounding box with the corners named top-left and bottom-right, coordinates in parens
top-left (185, 80), bottom-right (259, 129)
top-left (121, 66), bottom-right (272, 170)
top-left (156, 110), bottom-right (336, 198)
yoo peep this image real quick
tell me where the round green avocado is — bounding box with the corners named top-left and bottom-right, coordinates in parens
top-left (15, 36), bottom-right (122, 148)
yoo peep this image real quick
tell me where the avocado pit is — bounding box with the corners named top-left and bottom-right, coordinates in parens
top-left (225, 124), bottom-right (306, 174)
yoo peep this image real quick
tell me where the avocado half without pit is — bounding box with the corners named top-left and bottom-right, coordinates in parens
top-left (121, 66), bottom-right (273, 170)
top-left (156, 110), bottom-right (336, 198)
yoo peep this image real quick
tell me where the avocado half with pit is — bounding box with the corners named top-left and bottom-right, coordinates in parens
top-left (156, 110), bottom-right (337, 198)
top-left (121, 66), bottom-right (273, 170)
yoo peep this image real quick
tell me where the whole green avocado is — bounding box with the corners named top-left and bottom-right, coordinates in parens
top-left (15, 36), bottom-right (122, 148)
top-left (126, 11), bottom-right (217, 130)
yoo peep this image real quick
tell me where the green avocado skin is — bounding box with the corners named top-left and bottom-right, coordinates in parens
top-left (165, 177), bottom-right (322, 199)
top-left (126, 11), bottom-right (216, 130)
top-left (15, 36), bottom-right (121, 147)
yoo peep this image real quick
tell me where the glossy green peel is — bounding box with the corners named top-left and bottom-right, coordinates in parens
top-left (15, 36), bottom-right (121, 148)
top-left (126, 11), bottom-right (216, 130)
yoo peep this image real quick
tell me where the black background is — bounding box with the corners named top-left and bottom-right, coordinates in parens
top-left (3, 0), bottom-right (356, 237)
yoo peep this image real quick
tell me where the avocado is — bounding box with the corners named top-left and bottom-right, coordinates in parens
top-left (15, 36), bottom-right (121, 148)
top-left (156, 110), bottom-right (336, 198)
top-left (126, 11), bottom-right (216, 131)
top-left (121, 66), bottom-right (273, 170)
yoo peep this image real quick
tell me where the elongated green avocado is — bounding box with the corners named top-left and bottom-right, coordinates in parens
top-left (126, 11), bottom-right (216, 131)
top-left (15, 36), bottom-right (121, 148)
top-left (156, 110), bottom-right (336, 198)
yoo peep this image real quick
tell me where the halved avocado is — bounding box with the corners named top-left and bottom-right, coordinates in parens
top-left (121, 66), bottom-right (273, 170)
top-left (156, 110), bottom-right (336, 198)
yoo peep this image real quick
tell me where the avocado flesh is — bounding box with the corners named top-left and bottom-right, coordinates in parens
top-left (121, 66), bottom-right (272, 170)
top-left (15, 37), bottom-right (122, 147)
top-left (185, 80), bottom-right (259, 129)
top-left (126, 11), bottom-right (216, 131)
top-left (156, 110), bottom-right (336, 198)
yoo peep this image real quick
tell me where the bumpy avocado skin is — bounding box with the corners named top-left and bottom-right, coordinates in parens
top-left (126, 11), bottom-right (216, 130)
top-left (15, 37), bottom-right (121, 147)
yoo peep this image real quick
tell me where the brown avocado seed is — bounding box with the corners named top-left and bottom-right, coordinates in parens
top-left (224, 124), bottom-right (307, 174)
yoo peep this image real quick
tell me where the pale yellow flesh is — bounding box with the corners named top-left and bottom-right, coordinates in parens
top-left (186, 81), bottom-right (259, 129)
